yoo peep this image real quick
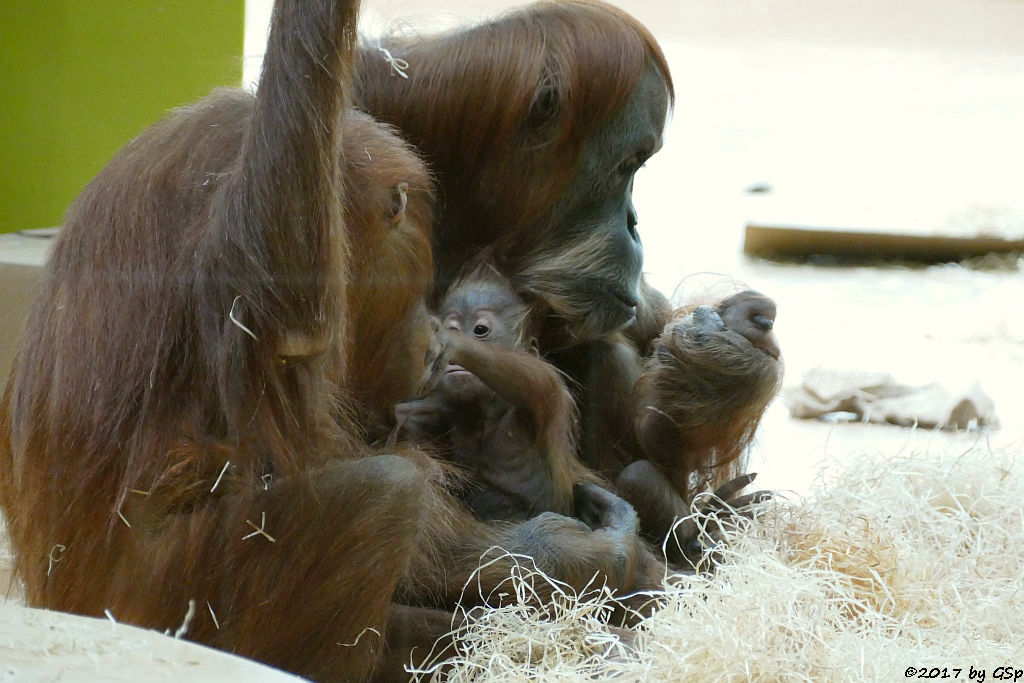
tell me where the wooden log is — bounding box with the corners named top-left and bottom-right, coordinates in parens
top-left (744, 223), bottom-right (1024, 262)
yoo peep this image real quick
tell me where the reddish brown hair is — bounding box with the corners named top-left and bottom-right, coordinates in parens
top-left (357, 0), bottom-right (675, 236)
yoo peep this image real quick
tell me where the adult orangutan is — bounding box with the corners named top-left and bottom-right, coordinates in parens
top-left (357, 1), bottom-right (783, 560)
top-left (0, 1), bottom-right (664, 680)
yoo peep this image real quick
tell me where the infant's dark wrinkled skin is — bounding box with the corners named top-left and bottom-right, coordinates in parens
top-left (396, 268), bottom-right (585, 522)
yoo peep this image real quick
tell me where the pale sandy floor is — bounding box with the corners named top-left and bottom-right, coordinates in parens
top-left (630, 6), bottom-right (1024, 497)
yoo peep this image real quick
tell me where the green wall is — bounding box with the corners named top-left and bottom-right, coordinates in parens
top-left (0, 1), bottom-right (245, 232)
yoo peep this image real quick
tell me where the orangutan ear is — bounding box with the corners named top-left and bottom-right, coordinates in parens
top-left (391, 181), bottom-right (409, 226)
top-left (527, 337), bottom-right (540, 357)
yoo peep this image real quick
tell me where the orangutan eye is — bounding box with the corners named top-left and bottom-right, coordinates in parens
top-left (617, 153), bottom-right (648, 178)
top-left (617, 159), bottom-right (638, 177)
top-left (473, 324), bottom-right (490, 337)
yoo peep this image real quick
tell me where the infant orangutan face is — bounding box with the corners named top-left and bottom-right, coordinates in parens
top-left (437, 279), bottom-right (524, 402)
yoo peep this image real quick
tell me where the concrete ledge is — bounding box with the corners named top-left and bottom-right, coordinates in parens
top-left (0, 231), bottom-right (53, 382)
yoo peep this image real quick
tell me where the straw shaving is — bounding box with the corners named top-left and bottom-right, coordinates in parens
top-left (211, 460), bottom-right (231, 493)
top-left (46, 543), bottom-right (65, 577)
top-left (207, 601), bottom-right (220, 630)
top-left (229, 295), bottom-right (259, 341)
top-left (410, 441), bottom-right (1024, 681)
top-left (243, 511), bottom-right (277, 542)
top-left (172, 599), bottom-right (196, 639)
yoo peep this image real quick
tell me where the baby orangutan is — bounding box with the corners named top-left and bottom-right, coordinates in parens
top-left (617, 291), bottom-right (781, 568)
top-left (395, 265), bottom-right (591, 522)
